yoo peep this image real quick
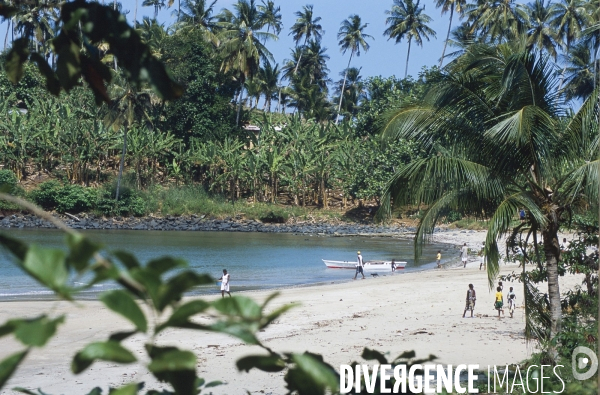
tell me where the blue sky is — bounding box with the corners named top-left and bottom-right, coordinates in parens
top-left (123, 0), bottom-right (458, 81)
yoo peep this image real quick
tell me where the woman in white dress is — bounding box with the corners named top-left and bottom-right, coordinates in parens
top-left (219, 269), bottom-right (231, 298)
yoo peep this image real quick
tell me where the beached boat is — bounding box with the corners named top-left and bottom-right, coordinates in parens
top-left (322, 259), bottom-right (406, 271)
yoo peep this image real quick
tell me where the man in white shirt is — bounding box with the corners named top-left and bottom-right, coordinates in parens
top-left (460, 243), bottom-right (469, 268)
top-left (219, 269), bottom-right (231, 298)
top-left (353, 251), bottom-right (365, 280)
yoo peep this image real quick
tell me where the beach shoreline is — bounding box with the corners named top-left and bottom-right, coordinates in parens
top-left (0, 229), bottom-right (582, 395)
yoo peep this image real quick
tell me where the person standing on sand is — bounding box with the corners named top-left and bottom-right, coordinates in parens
top-left (460, 243), bottom-right (469, 268)
top-left (494, 286), bottom-right (504, 318)
top-left (507, 287), bottom-right (516, 318)
top-left (462, 284), bottom-right (476, 318)
top-left (354, 251), bottom-right (365, 280)
top-left (391, 259), bottom-right (396, 272)
top-left (479, 242), bottom-right (486, 270)
top-left (219, 269), bottom-right (231, 298)
top-left (436, 251), bottom-right (441, 268)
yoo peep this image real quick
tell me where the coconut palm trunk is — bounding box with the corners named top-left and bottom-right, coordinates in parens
top-left (542, 217), bottom-right (562, 339)
top-left (405, 37), bottom-right (412, 78)
top-left (133, 0), bottom-right (138, 28)
top-left (236, 81), bottom-right (244, 126)
top-left (115, 128), bottom-right (128, 202)
top-left (293, 37), bottom-right (308, 74)
top-left (4, 19), bottom-right (10, 49)
top-left (336, 51), bottom-right (354, 125)
top-left (439, 7), bottom-right (453, 68)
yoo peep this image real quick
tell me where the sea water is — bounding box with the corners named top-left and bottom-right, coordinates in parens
top-left (0, 228), bottom-right (454, 300)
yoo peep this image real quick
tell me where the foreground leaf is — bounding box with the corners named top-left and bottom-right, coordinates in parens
top-left (237, 355), bottom-right (286, 373)
top-left (13, 316), bottom-right (65, 347)
top-left (72, 341), bottom-right (136, 374)
top-left (100, 290), bottom-right (147, 333)
top-left (155, 300), bottom-right (209, 334)
top-left (0, 350), bottom-right (28, 388)
top-left (22, 246), bottom-right (70, 299)
top-left (147, 346), bottom-right (197, 394)
top-left (5, 38), bottom-right (30, 84)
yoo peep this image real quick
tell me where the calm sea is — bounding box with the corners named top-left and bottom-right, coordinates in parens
top-left (0, 229), bottom-right (453, 300)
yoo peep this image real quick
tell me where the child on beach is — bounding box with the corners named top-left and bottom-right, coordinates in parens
top-left (507, 287), bottom-right (516, 318)
top-left (462, 284), bottom-right (476, 318)
top-left (436, 251), bottom-right (441, 268)
top-left (460, 243), bottom-right (469, 268)
top-left (494, 286), bottom-right (504, 318)
top-left (219, 269), bottom-right (231, 298)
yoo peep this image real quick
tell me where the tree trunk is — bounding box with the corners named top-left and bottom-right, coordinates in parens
top-left (4, 19), bottom-right (10, 49)
top-left (115, 128), bottom-right (128, 201)
top-left (177, 0), bottom-right (180, 23)
top-left (113, 0), bottom-right (118, 71)
top-left (542, 214), bottom-right (562, 341)
top-left (405, 37), bottom-right (412, 79)
top-left (439, 7), bottom-right (453, 68)
top-left (133, 0), bottom-right (138, 28)
top-left (154, 6), bottom-right (158, 20)
top-left (236, 81), bottom-right (244, 126)
top-left (293, 37), bottom-right (308, 74)
top-left (336, 52), bottom-right (353, 125)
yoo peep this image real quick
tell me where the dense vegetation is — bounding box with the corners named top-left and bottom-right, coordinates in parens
top-left (1, 0), bottom-right (596, 218)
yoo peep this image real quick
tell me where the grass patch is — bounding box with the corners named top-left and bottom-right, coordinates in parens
top-left (139, 185), bottom-right (345, 221)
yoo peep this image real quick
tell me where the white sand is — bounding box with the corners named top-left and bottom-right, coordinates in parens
top-left (0, 230), bottom-right (585, 395)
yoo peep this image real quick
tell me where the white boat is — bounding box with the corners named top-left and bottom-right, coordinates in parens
top-left (322, 259), bottom-right (406, 271)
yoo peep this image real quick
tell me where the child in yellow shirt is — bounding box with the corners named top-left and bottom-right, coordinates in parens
top-left (494, 286), bottom-right (504, 318)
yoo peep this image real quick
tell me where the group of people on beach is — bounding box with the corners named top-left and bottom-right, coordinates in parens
top-left (353, 251), bottom-right (398, 279)
top-left (435, 242), bottom-right (487, 269)
top-left (462, 281), bottom-right (517, 319)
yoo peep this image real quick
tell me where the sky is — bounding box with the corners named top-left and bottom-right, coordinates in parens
top-left (121, 0), bottom-right (457, 81)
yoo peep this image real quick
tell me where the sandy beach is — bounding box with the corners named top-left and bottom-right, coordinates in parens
top-left (0, 230), bottom-right (584, 395)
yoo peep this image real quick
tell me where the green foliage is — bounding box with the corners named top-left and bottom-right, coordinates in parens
top-left (160, 30), bottom-right (237, 143)
top-left (0, 169), bottom-right (24, 210)
top-left (0, 170), bottom-right (18, 193)
top-left (29, 181), bottom-right (95, 213)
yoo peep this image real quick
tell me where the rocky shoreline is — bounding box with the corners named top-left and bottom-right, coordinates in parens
top-left (0, 212), bottom-right (456, 235)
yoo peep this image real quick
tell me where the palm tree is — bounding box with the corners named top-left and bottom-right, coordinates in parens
top-left (176, 0), bottom-right (218, 30)
top-left (217, 0), bottom-right (277, 125)
top-left (521, 0), bottom-right (560, 59)
top-left (259, 61), bottom-right (280, 111)
top-left (289, 5), bottom-right (323, 74)
top-left (466, 0), bottom-right (526, 43)
top-left (142, 0), bottom-right (166, 20)
top-left (335, 14), bottom-right (373, 125)
top-left (435, 0), bottom-right (467, 67)
top-left (562, 42), bottom-right (597, 101)
top-left (258, 0), bottom-right (283, 40)
top-left (384, 0), bottom-right (436, 79)
top-left (334, 67), bottom-right (365, 118)
top-left (378, 43), bottom-right (598, 343)
top-left (550, 0), bottom-right (589, 88)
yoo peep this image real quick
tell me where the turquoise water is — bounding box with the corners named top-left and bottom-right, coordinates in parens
top-left (0, 229), bottom-right (453, 300)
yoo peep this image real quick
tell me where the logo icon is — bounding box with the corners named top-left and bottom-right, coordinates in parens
top-left (572, 346), bottom-right (598, 380)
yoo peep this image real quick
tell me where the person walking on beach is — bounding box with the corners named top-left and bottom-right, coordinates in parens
top-left (391, 259), bottom-right (396, 272)
top-left (354, 251), bottom-right (365, 280)
top-left (494, 286), bottom-right (504, 318)
top-left (436, 250), bottom-right (441, 268)
top-left (507, 287), bottom-right (516, 318)
top-left (219, 269), bottom-right (231, 298)
top-left (479, 242), bottom-right (486, 270)
top-left (460, 243), bottom-right (469, 268)
top-left (462, 284), bottom-right (476, 318)
top-left (498, 281), bottom-right (503, 292)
